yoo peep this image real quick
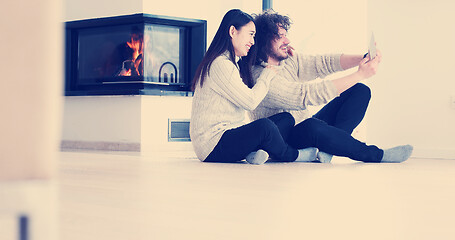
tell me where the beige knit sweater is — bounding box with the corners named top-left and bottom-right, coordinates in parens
top-left (190, 52), bottom-right (275, 161)
top-left (249, 53), bottom-right (344, 124)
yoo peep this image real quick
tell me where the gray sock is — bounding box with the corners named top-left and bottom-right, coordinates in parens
top-left (246, 149), bottom-right (269, 165)
top-left (317, 151), bottom-right (333, 163)
top-left (296, 148), bottom-right (318, 162)
top-left (381, 145), bottom-right (413, 163)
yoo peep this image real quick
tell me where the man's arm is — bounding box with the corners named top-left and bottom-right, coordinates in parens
top-left (339, 54), bottom-right (365, 70)
top-left (332, 52), bottom-right (381, 94)
top-left (251, 64), bottom-right (338, 110)
top-left (260, 74), bottom-right (339, 110)
top-left (295, 53), bottom-right (344, 81)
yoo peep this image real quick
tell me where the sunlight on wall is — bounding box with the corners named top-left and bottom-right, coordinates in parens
top-left (272, 0), bottom-right (455, 158)
top-left (366, 0), bottom-right (455, 157)
top-left (274, 0), bottom-right (368, 54)
top-left (143, 0), bottom-right (262, 50)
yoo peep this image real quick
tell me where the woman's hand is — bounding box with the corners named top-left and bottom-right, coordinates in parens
top-left (287, 45), bottom-right (295, 57)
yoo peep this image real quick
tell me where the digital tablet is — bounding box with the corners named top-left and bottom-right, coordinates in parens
top-left (369, 33), bottom-right (376, 60)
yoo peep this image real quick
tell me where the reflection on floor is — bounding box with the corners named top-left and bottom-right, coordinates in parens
top-left (59, 151), bottom-right (455, 240)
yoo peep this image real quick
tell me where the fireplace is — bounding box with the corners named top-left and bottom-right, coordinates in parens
top-left (65, 13), bottom-right (206, 96)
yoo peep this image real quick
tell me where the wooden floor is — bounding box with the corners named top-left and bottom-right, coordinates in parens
top-left (55, 151), bottom-right (455, 240)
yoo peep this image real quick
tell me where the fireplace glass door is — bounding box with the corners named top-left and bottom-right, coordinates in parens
top-left (77, 24), bottom-right (183, 86)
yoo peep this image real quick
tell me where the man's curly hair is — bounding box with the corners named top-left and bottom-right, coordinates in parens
top-left (253, 10), bottom-right (292, 64)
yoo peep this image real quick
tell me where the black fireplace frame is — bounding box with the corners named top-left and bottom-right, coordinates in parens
top-left (65, 13), bottom-right (206, 96)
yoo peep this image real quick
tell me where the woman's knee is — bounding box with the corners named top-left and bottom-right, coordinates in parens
top-left (269, 111), bottom-right (295, 124)
top-left (252, 118), bottom-right (283, 145)
top-left (274, 112), bottom-right (295, 126)
top-left (280, 112), bottom-right (295, 123)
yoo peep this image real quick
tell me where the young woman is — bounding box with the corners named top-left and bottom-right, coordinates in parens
top-left (190, 9), bottom-right (318, 165)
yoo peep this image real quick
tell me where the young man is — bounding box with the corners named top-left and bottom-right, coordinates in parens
top-left (247, 10), bottom-right (413, 163)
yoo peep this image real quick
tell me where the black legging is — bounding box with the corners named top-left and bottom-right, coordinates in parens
top-left (288, 83), bottom-right (384, 162)
top-left (204, 112), bottom-right (298, 163)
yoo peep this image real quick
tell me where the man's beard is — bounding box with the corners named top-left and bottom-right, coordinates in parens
top-left (268, 47), bottom-right (289, 62)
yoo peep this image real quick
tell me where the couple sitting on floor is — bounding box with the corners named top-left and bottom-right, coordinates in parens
top-left (190, 9), bottom-right (413, 165)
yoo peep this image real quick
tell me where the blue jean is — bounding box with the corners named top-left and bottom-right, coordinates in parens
top-left (205, 112), bottom-right (299, 163)
top-left (288, 83), bottom-right (384, 162)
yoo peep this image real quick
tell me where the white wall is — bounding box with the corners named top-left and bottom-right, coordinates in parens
top-left (273, 0), bottom-right (455, 159)
top-left (274, 0), bottom-right (368, 54)
top-left (65, 0), bottom-right (143, 21)
top-left (367, 0), bottom-right (455, 158)
top-left (141, 96), bottom-right (194, 155)
top-left (62, 96), bottom-right (142, 143)
top-left (143, 0), bottom-right (261, 45)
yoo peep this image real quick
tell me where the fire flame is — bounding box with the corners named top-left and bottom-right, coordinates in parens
top-left (117, 33), bottom-right (143, 77)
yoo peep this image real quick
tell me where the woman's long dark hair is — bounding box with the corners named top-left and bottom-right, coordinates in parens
top-left (191, 9), bottom-right (257, 90)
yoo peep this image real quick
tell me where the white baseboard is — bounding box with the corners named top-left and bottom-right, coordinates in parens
top-left (60, 141), bottom-right (197, 159)
top-left (411, 147), bottom-right (455, 160)
top-left (61, 140), bottom-right (141, 152)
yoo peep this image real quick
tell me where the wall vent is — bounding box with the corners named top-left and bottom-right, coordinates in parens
top-left (168, 119), bottom-right (191, 142)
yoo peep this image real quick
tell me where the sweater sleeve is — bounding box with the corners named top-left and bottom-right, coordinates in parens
top-left (295, 53), bottom-right (344, 81)
top-left (260, 73), bottom-right (339, 110)
top-left (208, 56), bottom-right (275, 111)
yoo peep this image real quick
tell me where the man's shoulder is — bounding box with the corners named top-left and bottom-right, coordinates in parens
top-left (284, 52), bottom-right (306, 65)
top-left (251, 64), bottom-right (264, 80)
top-left (283, 54), bottom-right (297, 66)
top-left (283, 52), bottom-right (322, 70)
top-left (252, 64), bottom-right (264, 72)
